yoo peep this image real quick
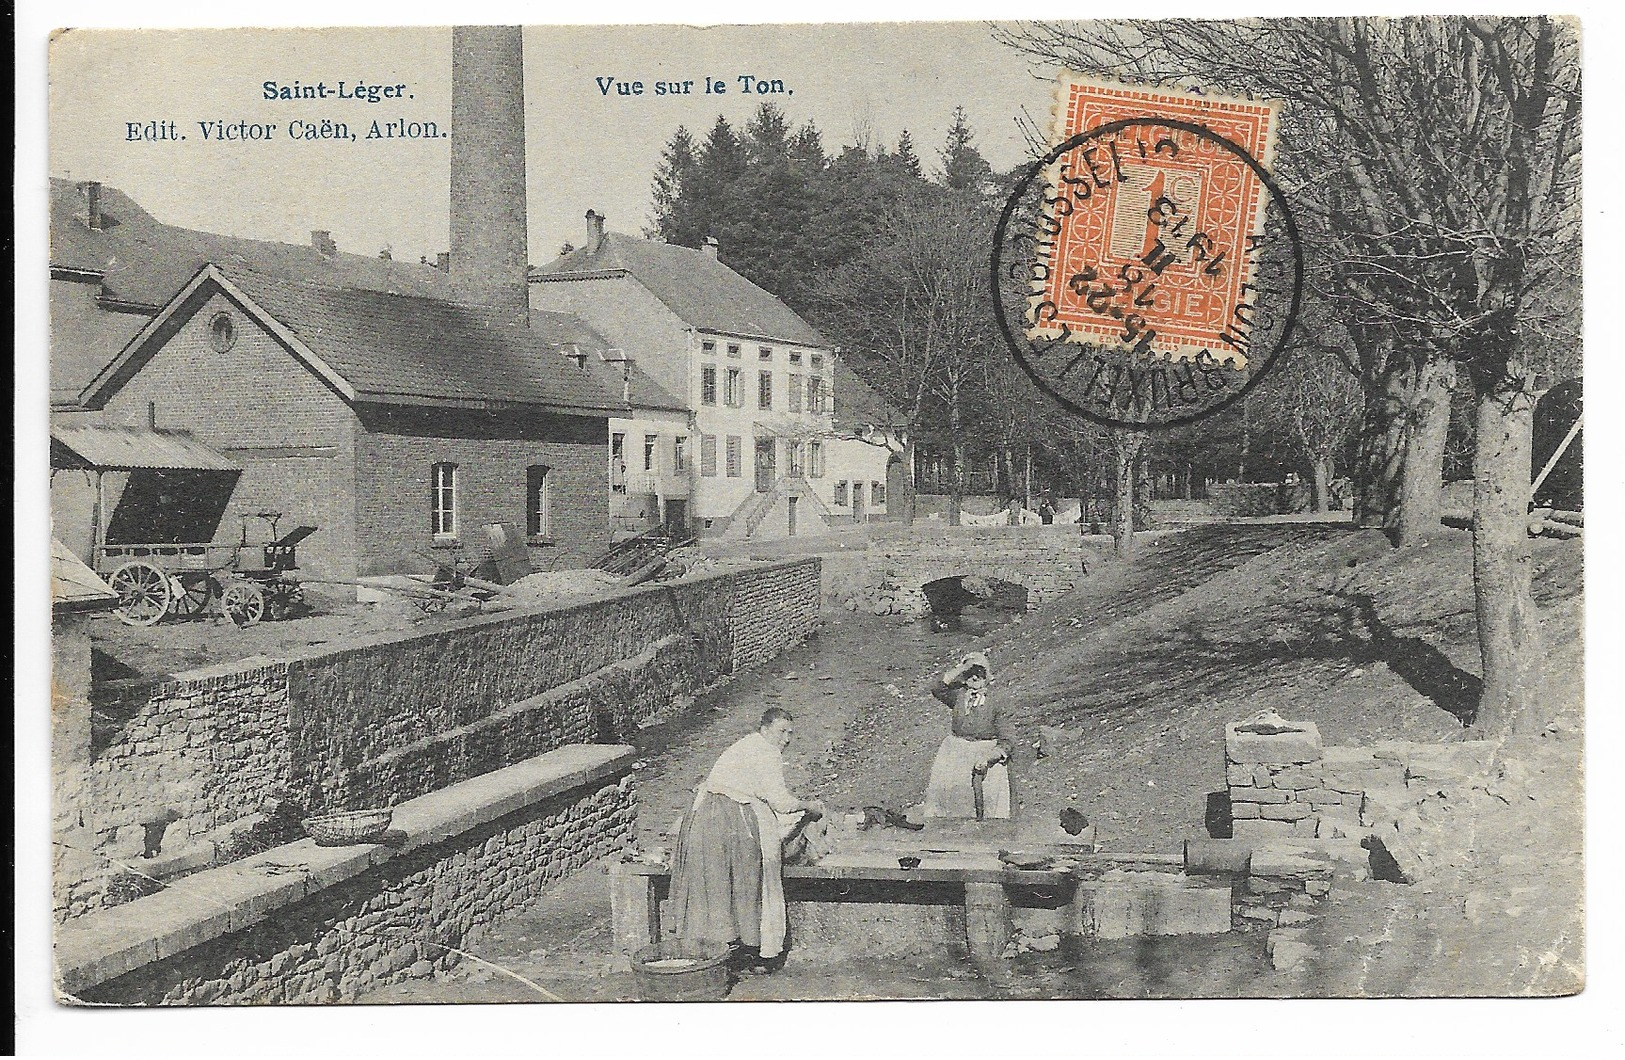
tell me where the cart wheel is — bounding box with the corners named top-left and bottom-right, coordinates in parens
top-left (221, 581), bottom-right (267, 627)
top-left (108, 560), bottom-right (172, 626)
top-left (168, 572), bottom-right (215, 618)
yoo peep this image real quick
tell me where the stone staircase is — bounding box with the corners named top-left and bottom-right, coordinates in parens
top-left (724, 476), bottom-right (835, 540)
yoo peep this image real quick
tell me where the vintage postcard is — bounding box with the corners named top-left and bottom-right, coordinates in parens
top-left (40, 15), bottom-right (1584, 1018)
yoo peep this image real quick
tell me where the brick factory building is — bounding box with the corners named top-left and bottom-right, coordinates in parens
top-left (73, 264), bottom-right (635, 589)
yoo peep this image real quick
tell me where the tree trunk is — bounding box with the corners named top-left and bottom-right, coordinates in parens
top-left (1310, 455), bottom-right (1332, 513)
top-left (1133, 456), bottom-right (1154, 531)
top-left (1237, 398), bottom-right (1250, 481)
top-left (1470, 368), bottom-right (1542, 739)
top-left (1394, 356), bottom-right (1457, 546)
top-left (948, 379), bottom-right (964, 527)
top-left (1352, 333), bottom-right (1408, 529)
top-left (1112, 431), bottom-right (1143, 557)
top-left (899, 439), bottom-right (918, 525)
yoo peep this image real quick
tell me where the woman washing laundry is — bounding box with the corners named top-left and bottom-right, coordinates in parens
top-left (921, 652), bottom-right (1016, 819)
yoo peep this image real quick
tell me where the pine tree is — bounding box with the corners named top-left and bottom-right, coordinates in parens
top-left (939, 105), bottom-right (993, 193)
top-left (744, 102), bottom-right (793, 165)
top-left (894, 130), bottom-right (922, 177)
top-left (648, 126), bottom-right (696, 240)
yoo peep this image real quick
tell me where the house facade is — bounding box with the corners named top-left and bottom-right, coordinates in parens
top-left (76, 265), bottom-right (630, 592)
top-left (531, 214), bottom-right (891, 539)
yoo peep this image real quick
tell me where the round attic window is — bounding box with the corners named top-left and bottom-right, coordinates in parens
top-left (208, 311), bottom-right (237, 353)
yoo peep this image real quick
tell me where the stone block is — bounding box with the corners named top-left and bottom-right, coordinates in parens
top-left (1226, 719), bottom-right (1322, 765)
top-left (1232, 818), bottom-right (1295, 841)
top-left (1271, 938), bottom-right (1316, 972)
top-left (1303, 789), bottom-right (1343, 805)
top-left (1252, 766), bottom-right (1274, 787)
top-left (1291, 818), bottom-right (1320, 837)
top-left (1259, 802), bottom-right (1313, 821)
top-left (1269, 769), bottom-right (1322, 791)
top-left (1226, 764), bottom-right (1253, 786)
top-left (1091, 873), bottom-right (1232, 940)
top-left (1230, 787), bottom-right (1291, 804)
top-left (1231, 801), bottom-right (1261, 819)
top-left (1236, 904), bottom-right (1279, 925)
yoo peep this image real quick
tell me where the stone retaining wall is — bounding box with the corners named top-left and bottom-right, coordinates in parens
top-left (59, 559), bottom-right (820, 922)
top-left (60, 745), bottom-right (636, 1005)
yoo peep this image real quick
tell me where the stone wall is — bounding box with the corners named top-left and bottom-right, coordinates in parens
top-left (62, 746), bottom-right (636, 1005)
top-left (61, 559), bottom-right (820, 921)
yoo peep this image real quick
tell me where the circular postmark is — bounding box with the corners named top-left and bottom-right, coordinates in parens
top-left (992, 116), bottom-right (1303, 431)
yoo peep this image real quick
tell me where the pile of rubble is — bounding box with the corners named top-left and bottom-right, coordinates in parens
top-left (504, 568), bottom-right (625, 603)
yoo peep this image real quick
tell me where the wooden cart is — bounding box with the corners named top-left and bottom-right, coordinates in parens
top-left (95, 513), bottom-right (317, 628)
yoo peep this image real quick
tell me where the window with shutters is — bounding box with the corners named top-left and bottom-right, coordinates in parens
top-left (758, 371), bottom-right (773, 410)
top-left (872, 481), bottom-right (887, 506)
top-left (701, 434), bottom-right (718, 476)
top-left (701, 365), bottom-right (717, 406)
top-left (787, 441), bottom-right (805, 477)
top-left (809, 440), bottom-right (825, 478)
top-left (725, 435), bottom-right (742, 477)
top-left (673, 435), bottom-right (689, 473)
top-left (725, 367), bottom-right (742, 407)
top-left (808, 376), bottom-right (826, 413)
top-left (788, 373), bottom-right (804, 412)
top-left (834, 480), bottom-right (848, 506)
top-left (643, 434), bottom-right (658, 473)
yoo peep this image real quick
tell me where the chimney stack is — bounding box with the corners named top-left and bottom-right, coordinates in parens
top-left (703, 236), bottom-right (719, 260)
top-left (84, 181), bottom-right (103, 230)
top-left (585, 210), bottom-right (606, 255)
top-left (311, 230), bottom-right (337, 256)
top-left (449, 26), bottom-right (530, 316)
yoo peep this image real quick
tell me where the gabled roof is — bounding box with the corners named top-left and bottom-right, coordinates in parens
top-left (49, 178), bottom-right (457, 405)
top-left (51, 178), bottom-right (453, 308)
top-left (832, 358), bottom-right (905, 431)
top-left (51, 423), bottom-right (240, 472)
top-left (533, 232), bottom-right (826, 348)
top-left (81, 265), bottom-right (628, 416)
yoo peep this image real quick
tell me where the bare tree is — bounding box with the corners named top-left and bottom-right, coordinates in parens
top-left (1255, 334), bottom-right (1365, 512)
top-left (809, 192), bottom-right (1000, 526)
top-left (995, 16), bottom-right (1581, 736)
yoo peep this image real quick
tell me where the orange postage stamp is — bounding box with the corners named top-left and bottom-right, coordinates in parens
top-left (1027, 74), bottom-right (1282, 369)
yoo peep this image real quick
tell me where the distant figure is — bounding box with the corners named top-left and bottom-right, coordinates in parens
top-left (921, 653), bottom-right (1014, 819)
top-left (1039, 498), bottom-right (1056, 525)
top-left (668, 708), bottom-right (824, 971)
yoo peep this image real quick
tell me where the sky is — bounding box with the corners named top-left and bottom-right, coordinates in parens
top-left (49, 22), bottom-right (1060, 265)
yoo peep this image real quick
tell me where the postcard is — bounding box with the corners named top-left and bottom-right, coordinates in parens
top-left (42, 17), bottom-right (1583, 1012)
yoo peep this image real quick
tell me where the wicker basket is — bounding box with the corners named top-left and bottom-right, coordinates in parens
top-left (631, 940), bottom-right (732, 1001)
top-left (303, 809), bottom-right (394, 846)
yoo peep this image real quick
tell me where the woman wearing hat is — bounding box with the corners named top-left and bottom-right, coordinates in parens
top-left (921, 652), bottom-right (1015, 819)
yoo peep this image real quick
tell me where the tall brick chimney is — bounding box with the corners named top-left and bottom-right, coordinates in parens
top-left (449, 25), bottom-right (529, 314)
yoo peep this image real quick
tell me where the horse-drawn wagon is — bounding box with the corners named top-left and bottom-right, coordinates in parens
top-left (96, 512), bottom-right (317, 627)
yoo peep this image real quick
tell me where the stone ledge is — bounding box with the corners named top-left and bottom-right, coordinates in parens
top-left (55, 743), bottom-right (635, 995)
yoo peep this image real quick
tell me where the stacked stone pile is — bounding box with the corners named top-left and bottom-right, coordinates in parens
top-left (1225, 715), bottom-right (1343, 840)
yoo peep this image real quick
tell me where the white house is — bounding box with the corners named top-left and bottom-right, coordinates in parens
top-left (531, 213), bottom-right (892, 539)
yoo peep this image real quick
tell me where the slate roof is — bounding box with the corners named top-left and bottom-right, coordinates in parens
top-left (51, 423), bottom-right (241, 472)
top-left (228, 270), bottom-right (630, 413)
top-left (832, 358), bottom-right (905, 431)
top-left (533, 232), bottom-right (826, 348)
top-left (85, 266), bottom-right (634, 416)
top-left (50, 178), bottom-right (454, 404)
